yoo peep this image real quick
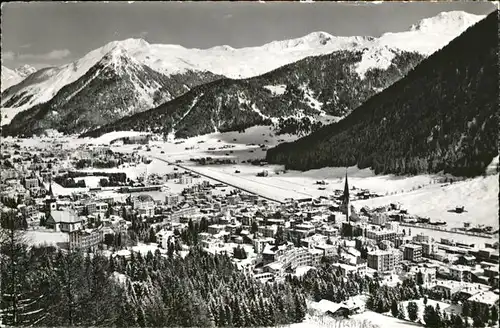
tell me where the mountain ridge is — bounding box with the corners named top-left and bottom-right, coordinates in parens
top-left (1, 10), bottom-right (484, 114)
top-left (1, 64), bottom-right (37, 91)
top-left (265, 11), bottom-right (499, 177)
top-left (2, 48), bottom-right (222, 134)
top-left (76, 48), bottom-right (424, 139)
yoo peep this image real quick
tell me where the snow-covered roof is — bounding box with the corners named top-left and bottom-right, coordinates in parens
top-left (467, 291), bottom-right (499, 306)
top-left (311, 300), bottom-right (347, 314)
top-left (50, 210), bottom-right (82, 223)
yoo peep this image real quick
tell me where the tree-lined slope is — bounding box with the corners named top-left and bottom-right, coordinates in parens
top-left (266, 11), bottom-right (498, 177)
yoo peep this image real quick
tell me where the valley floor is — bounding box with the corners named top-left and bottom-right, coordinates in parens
top-left (107, 127), bottom-right (498, 231)
top-left (11, 127), bottom-right (499, 247)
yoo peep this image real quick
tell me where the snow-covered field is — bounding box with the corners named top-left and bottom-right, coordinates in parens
top-left (87, 131), bottom-right (151, 145)
top-left (354, 175), bottom-right (499, 229)
top-left (281, 311), bottom-right (419, 328)
top-left (1, 107), bottom-right (22, 125)
top-left (25, 230), bottom-right (69, 247)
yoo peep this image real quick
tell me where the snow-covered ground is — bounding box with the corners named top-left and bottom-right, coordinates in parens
top-left (354, 175), bottom-right (499, 229)
top-left (74, 176), bottom-right (109, 188)
top-left (350, 311), bottom-right (420, 328)
top-left (25, 230), bottom-right (69, 247)
top-left (87, 131), bottom-right (152, 145)
top-left (12, 124), bottom-right (497, 247)
top-left (400, 298), bottom-right (460, 322)
top-left (1, 107), bottom-right (23, 125)
top-left (281, 311), bottom-right (419, 328)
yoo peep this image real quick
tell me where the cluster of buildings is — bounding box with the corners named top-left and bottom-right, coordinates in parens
top-left (1, 137), bottom-right (498, 317)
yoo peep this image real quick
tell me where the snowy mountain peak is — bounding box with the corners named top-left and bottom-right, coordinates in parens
top-left (101, 38), bottom-right (150, 53)
top-left (208, 45), bottom-right (235, 52)
top-left (15, 64), bottom-right (37, 77)
top-left (2, 66), bottom-right (23, 91)
top-left (410, 11), bottom-right (485, 33)
top-left (1, 10), bottom-right (487, 119)
top-left (302, 31), bottom-right (334, 44)
top-left (100, 46), bottom-right (144, 72)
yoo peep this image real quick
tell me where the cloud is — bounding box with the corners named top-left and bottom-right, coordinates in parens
top-left (19, 43), bottom-right (31, 49)
top-left (19, 49), bottom-right (71, 61)
top-left (223, 14), bottom-right (233, 19)
top-left (3, 51), bottom-right (16, 60)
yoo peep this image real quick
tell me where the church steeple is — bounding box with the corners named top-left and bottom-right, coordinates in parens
top-left (343, 169), bottom-right (350, 223)
top-left (48, 177), bottom-right (54, 197)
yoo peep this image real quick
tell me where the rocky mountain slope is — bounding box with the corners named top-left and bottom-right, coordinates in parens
top-left (1, 11), bottom-right (484, 128)
top-left (79, 49), bottom-right (424, 139)
top-left (2, 46), bottom-right (223, 135)
top-left (266, 11), bottom-right (498, 177)
top-left (1, 64), bottom-right (37, 91)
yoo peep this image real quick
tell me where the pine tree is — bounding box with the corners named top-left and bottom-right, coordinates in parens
top-left (397, 304), bottom-right (406, 320)
top-left (294, 293), bottom-right (307, 323)
top-left (480, 306), bottom-right (490, 326)
top-left (453, 314), bottom-right (465, 328)
top-left (491, 305), bottom-right (498, 323)
top-left (274, 226), bottom-right (285, 245)
top-left (424, 305), bottom-right (437, 327)
top-left (224, 304), bottom-right (233, 327)
top-left (0, 212), bottom-right (38, 326)
top-left (462, 301), bottom-right (470, 317)
top-left (391, 299), bottom-right (399, 318)
top-left (407, 301), bottom-right (419, 322)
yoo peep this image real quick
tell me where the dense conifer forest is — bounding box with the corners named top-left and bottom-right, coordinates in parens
top-left (267, 12), bottom-right (499, 177)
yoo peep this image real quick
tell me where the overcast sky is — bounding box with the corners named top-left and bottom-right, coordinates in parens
top-left (1, 1), bottom-right (496, 69)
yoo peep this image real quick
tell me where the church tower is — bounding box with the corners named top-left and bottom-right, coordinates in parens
top-left (48, 178), bottom-right (54, 198)
top-left (45, 177), bottom-right (57, 213)
top-left (342, 170), bottom-right (350, 223)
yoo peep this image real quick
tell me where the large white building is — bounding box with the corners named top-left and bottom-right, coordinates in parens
top-left (367, 249), bottom-right (396, 274)
top-left (46, 209), bottom-right (83, 233)
top-left (365, 228), bottom-right (397, 242)
top-left (133, 194), bottom-right (155, 217)
top-left (69, 229), bottom-right (102, 251)
top-left (165, 193), bottom-right (180, 206)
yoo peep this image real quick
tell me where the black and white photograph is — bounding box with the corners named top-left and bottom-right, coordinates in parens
top-left (0, 1), bottom-right (498, 327)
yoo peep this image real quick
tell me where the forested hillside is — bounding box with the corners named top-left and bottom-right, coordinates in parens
top-left (266, 11), bottom-right (498, 177)
top-left (1, 234), bottom-right (305, 327)
top-left (80, 49), bottom-right (423, 139)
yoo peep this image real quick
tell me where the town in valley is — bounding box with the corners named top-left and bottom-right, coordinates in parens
top-left (1, 2), bottom-right (498, 328)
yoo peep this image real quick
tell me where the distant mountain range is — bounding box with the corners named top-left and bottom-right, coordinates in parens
top-left (79, 49), bottom-right (423, 139)
top-left (1, 64), bottom-right (37, 91)
top-left (1, 10), bottom-right (485, 135)
top-left (266, 11), bottom-right (498, 177)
